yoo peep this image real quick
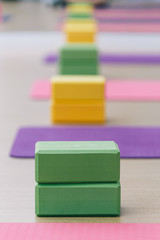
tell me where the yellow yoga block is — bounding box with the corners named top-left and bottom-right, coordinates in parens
top-left (64, 22), bottom-right (97, 43)
top-left (51, 75), bottom-right (105, 100)
top-left (67, 18), bottom-right (96, 24)
top-left (50, 101), bottom-right (105, 124)
top-left (67, 5), bottom-right (93, 14)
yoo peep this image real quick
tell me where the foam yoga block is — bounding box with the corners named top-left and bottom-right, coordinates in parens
top-left (51, 75), bottom-right (105, 100)
top-left (50, 101), bottom-right (105, 123)
top-left (67, 18), bottom-right (95, 24)
top-left (35, 141), bottom-right (120, 183)
top-left (51, 75), bottom-right (105, 123)
top-left (60, 66), bottom-right (98, 75)
top-left (68, 13), bottom-right (93, 19)
top-left (67, 2), bottom-right (92, 7)
top-left (67, 5), bottom-right (93, 18)
top-left (35, 182), bottom-right (121, 216)
top-left (64, 22), bottom-right (97, 43)
top-left (67, 5), bottom-right (93, 14)
top-left (66, 2), bottom-right (93, 16)
top-left (67, 2), bottom-right (93, 11)
top-left (60, 44), bottom-right (98, 59)
top-left (59, 44), bottom-right (98, 75)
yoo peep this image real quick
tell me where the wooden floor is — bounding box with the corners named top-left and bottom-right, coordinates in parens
top-left (1, 2), bottom-right (160, 223)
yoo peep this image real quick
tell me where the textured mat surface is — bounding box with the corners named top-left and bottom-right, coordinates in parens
top-left (30, 79), bottom-right (160, 101)
top-left (0, 223), bottom-right (160, 240)
top-left (10, 126), bottom-right (160, 158)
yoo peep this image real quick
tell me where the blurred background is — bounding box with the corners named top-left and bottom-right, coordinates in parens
top-left (2, 0), bottom-right (160, 31)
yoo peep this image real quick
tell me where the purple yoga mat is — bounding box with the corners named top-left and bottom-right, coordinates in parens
top-left (44, 54), bottom-right (160, 64)
top-left (10, 126), bottom-right (160, 159)
top-left (44, 55), bottom-right (58, 63)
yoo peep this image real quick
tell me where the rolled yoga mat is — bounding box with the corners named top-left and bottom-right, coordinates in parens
top-left (10, 126), bottom-right (160, 158)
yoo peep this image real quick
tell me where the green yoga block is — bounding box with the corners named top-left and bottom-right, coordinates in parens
top-left (59, 44), bottom-right (99, 75)
top-left (35, 182), bottom-right (121, 216)
top-left (68, 13), bottom-right (93, 19)
top-left (67, 2), bottom-right (92, 7)
top-left (60, 44), bottom-right (98, 59)
top-left (60, 58), bottom-right (98, 66)
top-left (60, 66), bottom-right (98, 75)
top-left (35, 141), bottom-right (120, 183)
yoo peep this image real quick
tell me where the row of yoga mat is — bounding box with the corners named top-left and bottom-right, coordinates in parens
top-left (9, 8), bottom-right (160, 160)
top-left (0, 223), bottom-right (159, 239)
top-left (11, 64), bottom-right (160, 159)
top-left (59, 9), bottom-right (160, 32)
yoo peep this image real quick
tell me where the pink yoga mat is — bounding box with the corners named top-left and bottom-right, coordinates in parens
top-left (94, 9), bottom-right (160, 18)
top-left (63, 9), bottom-right (160, 19)
top-left (56, 22), bottom-right (160, 33)
top-left (98, 23), bottom-right (160, 32)
top-left (0, 223), bottom-right (160, 239)
top-left (30, 79), bottom-right (160, 101)
top-left (95, 9), bottom-right (160, 13)
top-left (96, 14), bottom-right (160, 20)
top-left (59, 22), bottom-right (160, 32)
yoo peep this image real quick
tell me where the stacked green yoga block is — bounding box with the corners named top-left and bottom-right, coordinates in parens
top-left (59, 44), bottom-right (99, 75)
top-left (68, 2), bottom-right (92, 7)
top-left (35, 141), bottom-right (121, 216)
top-left (68, 13), bottom-right (93, 19)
